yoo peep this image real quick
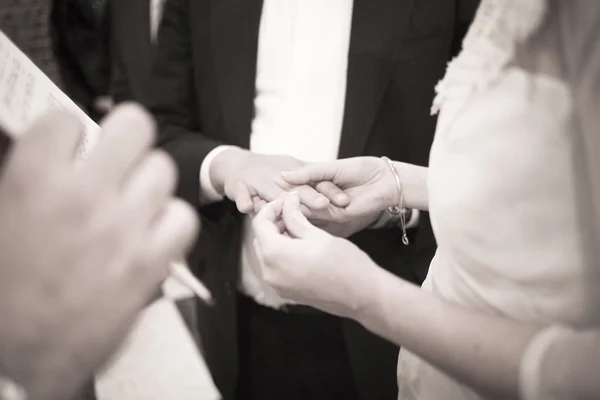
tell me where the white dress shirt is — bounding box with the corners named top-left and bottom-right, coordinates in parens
top-left (199, 0), bottom-right (416, 308)
top-left (150, 0), bottom-right (166, 42)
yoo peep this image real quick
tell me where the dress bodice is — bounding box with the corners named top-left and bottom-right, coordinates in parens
top-left (396, 1), bottom-right (600, 398)
top-left (426, 67), bottom-right (594, 326)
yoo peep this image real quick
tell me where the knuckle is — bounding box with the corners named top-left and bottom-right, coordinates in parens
top-left (300, 184), bottom-right (319, 198)
top-left (264, 186), bottom-right (282, 201)
top-left (315, 181), bottom-right (331, 192)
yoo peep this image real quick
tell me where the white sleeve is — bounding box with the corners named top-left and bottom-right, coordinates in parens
top-left (519, 326), bottom-right (600, 400)
top-left (198, 145), bottom-right (239, 203)
top-left (406, 208), bottom-right (420, 229)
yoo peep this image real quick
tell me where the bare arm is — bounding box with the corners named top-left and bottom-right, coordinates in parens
top-left (353, 265), bottom-right (539, 399)
top-left (390, 161), bottom-right (430, 211)
top-left (349, 263), bottom-right (600, 400)
top-left (350, 3), bottom-right (600, 398)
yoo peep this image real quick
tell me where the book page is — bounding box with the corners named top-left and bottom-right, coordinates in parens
top-left (0, 30), bottom-right (100, 157)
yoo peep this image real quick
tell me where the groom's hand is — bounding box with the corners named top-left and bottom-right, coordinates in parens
top-left (209, 149), bottom-right (350, 214)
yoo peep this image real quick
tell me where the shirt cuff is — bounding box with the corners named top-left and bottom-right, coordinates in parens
top-left (406, 208), bottom-right (420, 229)
top-left (198, 145), bottom-right (239, 203)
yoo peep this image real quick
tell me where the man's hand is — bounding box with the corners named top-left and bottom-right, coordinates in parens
top-left (0, 105), bottom-right (199, 400)
top-left (209, 148), bottom-right (350, 214)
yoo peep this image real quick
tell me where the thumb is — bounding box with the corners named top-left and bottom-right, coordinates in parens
top-left (282, 192), bottom-right (321, 239)
top-left (252, 197), bottom-right (284, 248)
top-left (281, 162), bottom-right (339, 185)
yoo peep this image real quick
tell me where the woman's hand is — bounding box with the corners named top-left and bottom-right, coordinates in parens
top-left (281, 157), bottom-right (398, 223)
top-left (252, 192), bottom-right (378, 318)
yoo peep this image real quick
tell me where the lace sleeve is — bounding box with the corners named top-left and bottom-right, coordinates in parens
top-left (431, 0), bottom-right (547, 133)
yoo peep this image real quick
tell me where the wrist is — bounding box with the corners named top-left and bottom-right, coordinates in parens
top-left (340, 252), bottom-right (388, 321)
top-left (351, 263), bottom-right (389, 324)
top-left (354, 265), bottom-right (409, 332)
top-left (209, 148), bottom-right (249, 195)
top-left (381, 159), bottom-right (429, 211)
top-left (379, 157), bottom-right (401, 209)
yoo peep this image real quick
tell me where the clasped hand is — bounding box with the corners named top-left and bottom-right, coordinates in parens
top-left (0, 105), bottom-right (198, 399)
top-left (249, 156), bottom-right (398, 315)
top-left (216, 153), bottom-right (396, 237)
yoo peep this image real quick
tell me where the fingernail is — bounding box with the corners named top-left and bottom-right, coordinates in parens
top-left (337, 193), bottom-right (349, 203)
top-left (315, 195), bottom-right (330, 206)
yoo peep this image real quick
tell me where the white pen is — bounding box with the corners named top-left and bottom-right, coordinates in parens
top-left (169, 262), bottom-right (214, 306)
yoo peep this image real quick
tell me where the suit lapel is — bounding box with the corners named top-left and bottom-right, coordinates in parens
top-left (208, 0), bottom-right (415, 152)
top-left (338, 0), bottom-right (415, 158)
top-left (210, 0), bottom-right (264, 147)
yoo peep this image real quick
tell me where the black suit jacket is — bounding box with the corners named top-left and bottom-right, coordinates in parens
top-left (51, 0), bottom-right (111, 121)
top-left (144, 1), bottom-right (478, 399)
top-left (109, 0), bottom-right (154, 103)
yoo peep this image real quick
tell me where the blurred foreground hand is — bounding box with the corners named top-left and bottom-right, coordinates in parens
top-left (0, 104), bottom-right (199, 400)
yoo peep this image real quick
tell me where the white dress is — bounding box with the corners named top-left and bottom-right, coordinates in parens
top-left (397, 1), bottom-right (600, 399)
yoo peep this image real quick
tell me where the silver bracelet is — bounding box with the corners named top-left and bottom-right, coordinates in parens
top-left (0, 376), bottom-right (26, 400)
top-left (381, 156), bottom-right (409, 245)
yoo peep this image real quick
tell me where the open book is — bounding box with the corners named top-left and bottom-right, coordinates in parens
top-left (0, 32), bottom-right (100, 157)
top-left (0, 30), bottom-right (221, 400)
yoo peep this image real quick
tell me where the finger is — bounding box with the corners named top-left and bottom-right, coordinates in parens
top-left (12, 111), bottom-right (83, 169)
top-left (232, 181), bottom-right (253, 213)
top-left (282, 192), bottom-right (322, 239)
top-left (315, 181), bottom-right (350, 207)
top-left (299, 204), bottom-right (313, 218)
top-left (257, 183), bottom-right (286, 203)
top-left (294, 184), bottom-right (330, 210)
top-left (122, 150), bottom-right (177, 222)
top-left (281, 163), bottom-right (339, 185)
top-left (252, 197), bottom-right (284, 248)
top-left (252, 196), bottom-right (267, 214)
top-left (84, 103), bottom-right (155, 188)
top-left (138, 199), bottom-right (200, 283)
top-left (274, 218), bottom-right (286, 234)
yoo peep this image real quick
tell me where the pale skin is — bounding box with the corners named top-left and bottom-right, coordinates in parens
top-left (0, 106), bottom-right (199, 400)
top-left (206, 148), bottom-right (382, 237)
top-left (252, 154), bottom-right (600, 399)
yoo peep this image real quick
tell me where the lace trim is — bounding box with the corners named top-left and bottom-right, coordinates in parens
top-left (431, 0), bottom-right (548, 125)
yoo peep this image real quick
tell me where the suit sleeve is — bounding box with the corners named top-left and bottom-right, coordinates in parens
top-left (456, 0), bottom-right (480, 26)
top-left (142, 0), bottom-right (224, 208)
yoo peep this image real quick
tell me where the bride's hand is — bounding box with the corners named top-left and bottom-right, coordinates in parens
top-left (252, 192), bottom-right (377, 318)
top-left (281, 157), bottom-right (397, 224)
